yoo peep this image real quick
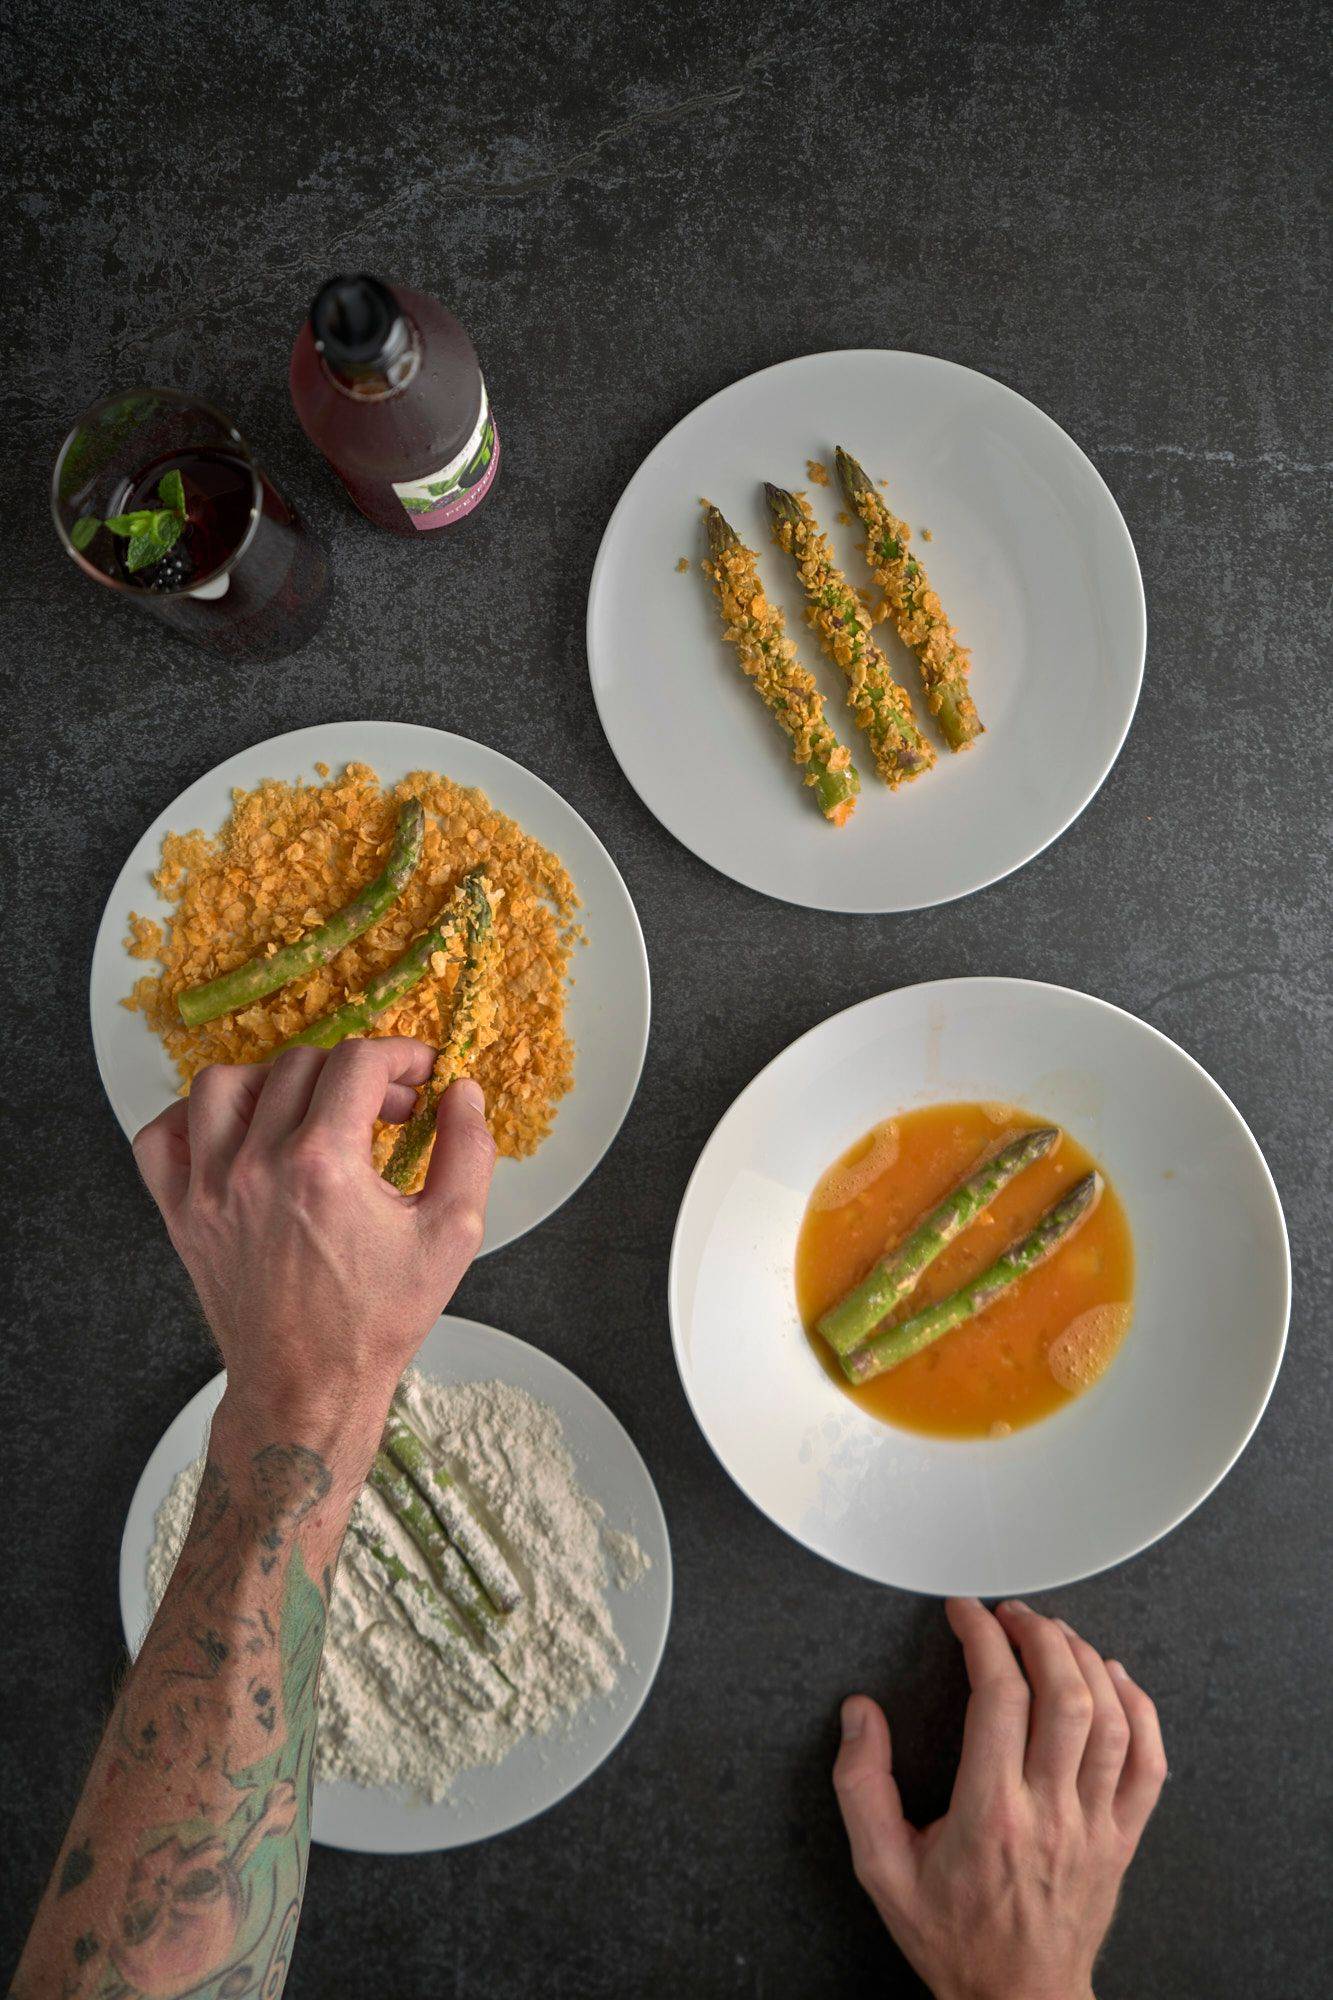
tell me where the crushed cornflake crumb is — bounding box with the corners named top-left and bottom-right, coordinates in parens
top-left (921, 527), bottom-right (933, 541)
top-left (675, 556), bottom-right (690, 573)
top-left (314, 760), bottom-right (330, 776)
top-left (835, 510), bottom-right (849, 525)
top-left (124, 764), bottom-right (581, 1168)
top-left (805, 459), bottom-right (830, 487)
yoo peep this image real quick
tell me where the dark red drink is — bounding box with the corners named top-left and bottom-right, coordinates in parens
top-left (54, 390), bottom-right (328, 661)
top-left (290, 275), bottom-right (498, 539)
top-left (111, 447), bottom-right (256, 591)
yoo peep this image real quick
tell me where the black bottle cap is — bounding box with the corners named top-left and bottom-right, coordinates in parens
top-left (310, 274), bottom-right (402, 371)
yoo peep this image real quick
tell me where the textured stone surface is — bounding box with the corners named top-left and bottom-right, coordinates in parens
top-left (1, 3), bottom-right (1328, 1994)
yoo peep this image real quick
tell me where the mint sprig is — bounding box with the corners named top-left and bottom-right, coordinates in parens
top-left (73, 470), bottom-right (189, 573)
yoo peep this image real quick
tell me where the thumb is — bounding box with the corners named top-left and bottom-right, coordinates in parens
top-left (418, 1078), bottom-right (497, 1267)
top-left (832, 1697), bottom-right (917, 1907)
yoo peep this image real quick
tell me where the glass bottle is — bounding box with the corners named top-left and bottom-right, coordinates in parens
top-left (289, 274), bottom-right (498, 538)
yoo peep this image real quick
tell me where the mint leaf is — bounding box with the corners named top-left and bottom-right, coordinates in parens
top-left (158, 469), bottom-right (186, 518)
top-left (126, 533), bottom-right (160, 571)
top-left (125, 514), bottom-right (184, 572)
top-left (104, 510), bottom-right (160, 538)
top-left (71, 516), bottom-right (101, 551)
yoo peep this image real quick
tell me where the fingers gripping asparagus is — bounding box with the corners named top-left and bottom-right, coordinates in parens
top-left (702, 504), bottom-right (861, 825)
top-left (842, 1173), bottom-right (1101, 1385)
top-left (819, 1127), bottom-right (1061, 1355)
top-left (384, 1415), bottom-right (524, 1615)
top-left (177, 799), bottom-right (426, 1026)
top-left (764, 484), bottom-right (934, 787)
top-left (835, 448), bottom-right (983, 751)
top-left (384, 870), bottom-right (498, 1192)
top-left (367, 1453), bottom-right (509, 1656)
top-left (275, 865), bottom-right (487, 1053)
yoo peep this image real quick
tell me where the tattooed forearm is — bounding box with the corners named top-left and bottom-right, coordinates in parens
top-left (13, 1429), bottom-right (341, 2000)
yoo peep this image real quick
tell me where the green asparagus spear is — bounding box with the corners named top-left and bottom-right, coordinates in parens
top-left (274, 865), bottom-right (486, 1053)
top-left (703, 504), bottom-right (861, 825)
top-left (842, 1173), bottom-right (1102, 1385)
top-left (819, 1127), bottom-right (1061, 1355)
top-left (384, 1414), bottom-right (523, 1615)
top-left (348, 1523), bottom-right (512, 1704)
top-left (367, 1453), bottom-right (509, 1657)
top-left (764, 483), bottom-right (934, 786)
top-left (177, 799), bottom-right (425, 1026)
top-left (835, 448), bottom-right (983, 751)
top-left (384, 871), bottom-right (497, 1192)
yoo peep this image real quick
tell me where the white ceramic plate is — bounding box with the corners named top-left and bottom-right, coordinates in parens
top-left (120, 1314), bottom-right (673, 1853)
top-left (89, 720), bottom-right (650, 1254)
top-left (588, 351), bottom-right (1145, 913)
top-left (669, 979), bottom-right (1289, 1596)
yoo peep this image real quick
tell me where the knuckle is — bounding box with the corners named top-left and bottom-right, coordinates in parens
top-left (1100, 1715), bottom-right (1132, 1754)
top-left (853, 1853), bottom-right (895, 1903)
top-left (983, 1799), bottom-right (1025, 1850)
top-left (1052, 1686), bottom-right (1095, 1727)
top-left (443, 1196), bottom-right (486, 1254)
top-left (286, 1134), bottom-right (346, 1189)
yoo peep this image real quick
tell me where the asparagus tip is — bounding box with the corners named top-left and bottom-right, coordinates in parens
top-left (704, 503), bottom-right (738, 558)
top-left (834, 447), bottom-right (872, 500)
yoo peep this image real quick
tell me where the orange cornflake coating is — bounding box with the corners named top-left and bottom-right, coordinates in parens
top-left (675, 556), bottom-right (690, 573)
top-left (847, 482), bottom-right (982, 749)
top-left (702, 538), bottom-right (852, 783)
top-left (770, 493), bottom-right (934, 786)
top-left (805, 459), bottom-right (831, 487)
top-left (123, 763), bottom-right (581, 1161)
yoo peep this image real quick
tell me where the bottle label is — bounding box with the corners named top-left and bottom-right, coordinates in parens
top-left (392, 379), bottom-right (499, 529)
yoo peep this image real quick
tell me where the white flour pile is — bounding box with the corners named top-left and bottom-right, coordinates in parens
top-left (145, 1369), bottom-right (652, 1802)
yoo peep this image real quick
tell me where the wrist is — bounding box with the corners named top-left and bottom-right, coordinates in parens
top-left (211, 1373), bottom-right (392, 1499)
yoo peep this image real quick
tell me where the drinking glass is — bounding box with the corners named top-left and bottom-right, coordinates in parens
top-left (52, 388), bottom-right (328, 660)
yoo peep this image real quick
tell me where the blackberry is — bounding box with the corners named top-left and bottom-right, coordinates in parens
top-left (141, 541), bottom-right (196, 592)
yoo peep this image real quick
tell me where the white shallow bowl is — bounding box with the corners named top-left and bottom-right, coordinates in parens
top-left (669, 979), bottom-right (1290, 1596)
top-left (120, 1315), bottom-right (673, 1853)
top-left (588, 350), bottom-right (1145, 913)
top-left (89, 720), bottom-right (650, 1254)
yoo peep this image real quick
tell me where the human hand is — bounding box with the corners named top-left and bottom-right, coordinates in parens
top-left (132, 1041), bottom-right (496, 1472)
top-left (833, 1598), bottom-right (1167, 2000)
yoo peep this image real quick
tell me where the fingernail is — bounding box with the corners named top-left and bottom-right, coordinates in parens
top-left (1001, 1598), bottom-right (1031, 1614)
top-left (840, 1698), bottom-right (864, 1742)
top-left (453, 1078), bottom-right (484, 1112)
top-left (1106, 1659), bottom-right (1128, 1680)
top-left (1055, 1617), bottom-right (1076, 1637)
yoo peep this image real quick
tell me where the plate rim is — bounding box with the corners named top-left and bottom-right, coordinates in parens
top-left (118, 1312), bottom-right (675, 1853)
top-left (88, 717), bottom-right (651, 1256)
top-left (667, 973), bottom-right (1292, 1594)
top-left (586, 348), bottom-right (1147, 914)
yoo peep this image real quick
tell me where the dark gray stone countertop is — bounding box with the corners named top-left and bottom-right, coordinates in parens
top-left (2, 3), bottom-right (1328, 1994)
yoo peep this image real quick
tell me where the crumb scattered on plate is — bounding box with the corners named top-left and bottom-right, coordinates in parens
top-left (921, 527), bottom-right (933, 541)
top-left (675, 556), bottom-right (690, 573)
top-left (805, 459), bottom-right (830, 487)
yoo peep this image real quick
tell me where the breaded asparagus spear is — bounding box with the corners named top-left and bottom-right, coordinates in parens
top-left (177, 799), bottom-right (425, 1026)
top-left (764, 485), bottom-right (934, 786)
top-left (383, 870), bottom-right (498, 1193)
top-left (842, 1173), bottom-right (1101, 1385)
top-left (702, 504), bottom-right (860, 826)
top-left (275, 865), bottom-right (485, 1053)
top-left (835, 447), bottom-right (982, 750)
